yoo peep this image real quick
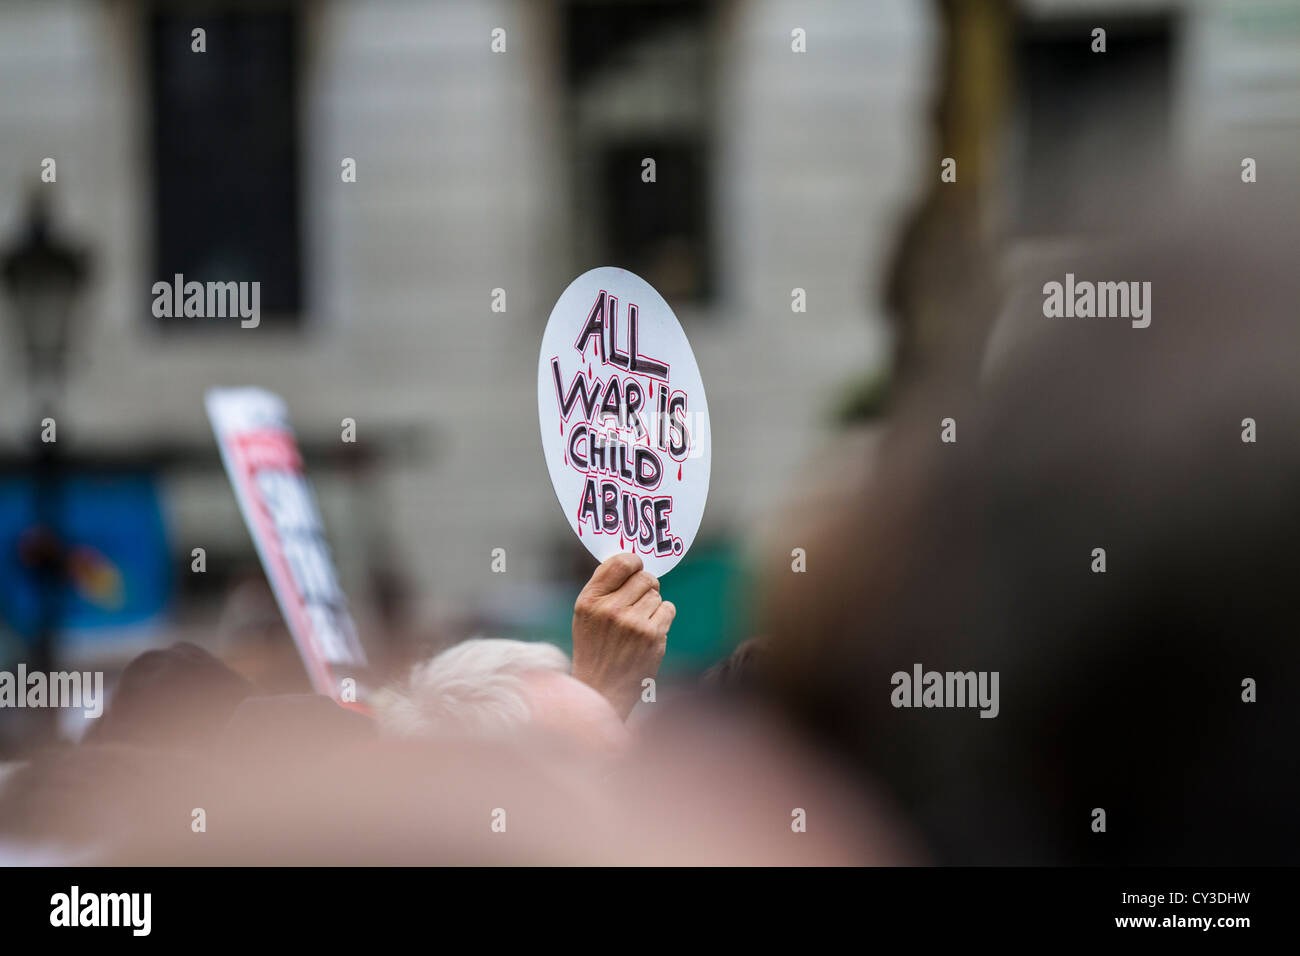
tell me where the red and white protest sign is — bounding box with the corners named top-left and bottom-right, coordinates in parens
top-left (206, 387), bottom-right (367, 701)
top-left (537, 267), bottom-right (711, 576)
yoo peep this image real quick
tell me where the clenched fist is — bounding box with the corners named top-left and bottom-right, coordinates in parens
top-left (571, 552), bottom-right (676, 720)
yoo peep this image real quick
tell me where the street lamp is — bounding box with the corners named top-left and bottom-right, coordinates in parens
top-left (2, 190), bottom-right (90, 390)
top-left (1, 190), bottom-right (91, 701)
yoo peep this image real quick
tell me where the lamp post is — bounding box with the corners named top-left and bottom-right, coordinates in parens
top-left (1, 191), bottom-right (90, 701)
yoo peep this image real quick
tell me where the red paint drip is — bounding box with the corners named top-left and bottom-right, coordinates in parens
top-left (677, 464), bottom-right (682, 480)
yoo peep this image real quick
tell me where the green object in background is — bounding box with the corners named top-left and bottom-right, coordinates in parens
top-left (527, 538), bottom-right (753, 677)
top-left (653, 539), bottom-right (753, 674)
top-left (834, 364), bottom-right (892, 424)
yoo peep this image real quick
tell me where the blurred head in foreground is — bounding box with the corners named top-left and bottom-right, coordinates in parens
top-left (761, 201), bottom-right (1300, 864)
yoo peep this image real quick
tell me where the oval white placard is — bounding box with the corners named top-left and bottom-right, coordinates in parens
top-left (537, 267), bottom-right (711, 576)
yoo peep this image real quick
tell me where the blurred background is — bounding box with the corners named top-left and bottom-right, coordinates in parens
top-left (0, 0), bottom-right (1297, 751)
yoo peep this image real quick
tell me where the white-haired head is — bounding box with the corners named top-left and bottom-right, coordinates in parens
top-left (374, 638), bottom-right (571, 738)
top-left (374, 638), bottom-right (630, 753)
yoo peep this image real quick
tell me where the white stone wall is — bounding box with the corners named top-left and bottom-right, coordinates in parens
top-left (0, 0), bottom-right (938, 626)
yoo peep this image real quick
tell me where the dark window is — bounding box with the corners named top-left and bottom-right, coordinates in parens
top-left (148, 8), bottom-right (302, 326)
top-left (563, 1), bottom-right (714, 305)
top-left (1012, 16), bottom-right (1174, 235)
top-left (563, 0), bottom-right (707, 90)
top-left (599, 140), bottom-right (710, 304)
